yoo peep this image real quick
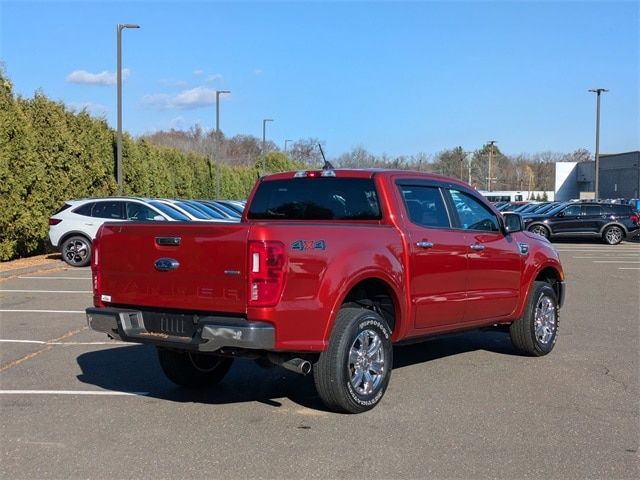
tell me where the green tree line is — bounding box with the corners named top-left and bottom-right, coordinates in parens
top-left (0, 71), bottom-right (299, 261)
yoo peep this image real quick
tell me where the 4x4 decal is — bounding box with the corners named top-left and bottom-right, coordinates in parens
top-left (292, 240), bottom-right (326, 251)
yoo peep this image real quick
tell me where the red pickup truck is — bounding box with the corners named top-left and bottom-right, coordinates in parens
top-left (86, 169), bottom-right (565, 413)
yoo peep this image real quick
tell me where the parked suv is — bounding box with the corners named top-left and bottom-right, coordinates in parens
top-left (49, 197), bottom-right (190, 267)
top-left (523, 202), bottom-right (640, 244)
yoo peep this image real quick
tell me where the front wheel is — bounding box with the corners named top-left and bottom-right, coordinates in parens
top-left (314, 308), bottom-right (393, 413)
top-left (157, 348), bottom-right (233, 388)
top-left (603, 225), bottom-right (624, 245)
top-left (528, 224), bottom-right (550, 239)
top-left (510, 281), bottom-right (559, 356)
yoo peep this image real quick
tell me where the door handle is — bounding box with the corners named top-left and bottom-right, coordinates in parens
top-left (416, 241), bottom-right (434, 249)
top-left (470, 244), bottom-right (485, 251)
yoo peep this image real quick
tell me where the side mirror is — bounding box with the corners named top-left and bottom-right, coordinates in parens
top-left (152, 215), bottom-right (165, 221)
top-left (503, 212), bottom-right (523, 233)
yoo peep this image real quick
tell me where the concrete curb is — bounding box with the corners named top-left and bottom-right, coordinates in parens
top-left (0, 261), bottom-right (65, 280)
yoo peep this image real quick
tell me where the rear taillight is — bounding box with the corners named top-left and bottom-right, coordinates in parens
top-left (92, 228), bottom-right (102, 307)
top-left (631, 214), bottom-right (639, 225)
top-left (248, 240), bottom-right (287, 307)
top-left (48, 218), bottom-right (62, 226)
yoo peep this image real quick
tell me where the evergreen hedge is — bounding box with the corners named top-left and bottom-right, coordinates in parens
top-left (0, 72), bottom-right (300, 261)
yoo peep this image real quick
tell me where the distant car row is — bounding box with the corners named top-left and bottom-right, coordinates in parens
top-left (493, 201), bottom-right (640, 245)
top-left (48, 197), bottom-right (246, 267)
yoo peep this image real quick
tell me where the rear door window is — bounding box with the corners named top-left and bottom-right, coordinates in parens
top-left (126, 202), bottom-right (162, 221)
top-left (399, 185), bottom-right (450, 228)
top-left (92, 201), bottom-right (124, 219)
top-left (248, 178), bottom-right (381, 220)
top-left (584, 205), bottom-right (604, 216)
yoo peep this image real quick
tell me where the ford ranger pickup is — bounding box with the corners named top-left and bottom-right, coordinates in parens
top-left (86, 169), bottom-right (566, 413)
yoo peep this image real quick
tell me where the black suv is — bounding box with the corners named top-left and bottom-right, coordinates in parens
top-left (522, 202), bottom-right (640, 245)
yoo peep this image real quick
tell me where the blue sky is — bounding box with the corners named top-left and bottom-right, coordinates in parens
top-left (1, 0), bottom-right (638, 158)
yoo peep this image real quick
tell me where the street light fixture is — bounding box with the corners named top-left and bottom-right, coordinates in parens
top-left (215, 90), bottom-right (231, 134)
top-left (214, 90), bottom-right (230, 198)
top-left (116, 23), bottom-right (140, 195)
top-left (589, 88), bottom-right (608, 199)
top-left (261, 119), bottom-right (273, 176)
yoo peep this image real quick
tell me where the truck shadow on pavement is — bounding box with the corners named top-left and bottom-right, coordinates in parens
top-left (76, 330), bottom-right (518, 412)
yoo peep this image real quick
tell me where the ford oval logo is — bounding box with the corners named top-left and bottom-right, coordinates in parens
top-left (154, 258), bottom-right (180, 272)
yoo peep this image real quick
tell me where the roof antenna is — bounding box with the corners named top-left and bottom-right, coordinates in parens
top-left (318, 143), bottom-right (334, 170)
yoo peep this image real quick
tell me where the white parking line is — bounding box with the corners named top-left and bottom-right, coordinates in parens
top-left (0, 339), bottom-right (127, 345)
top-left (0, 310), bottom-right (85, 314)
top-left (592, 261), bottom-right (640, 264)
top-left (0, 290), bottom-right (92, 293)
top-left (17, 276), bottom-right (90, 280)
top-left (619, 267), bottom-right (640, 270)
top-left (572, 255), bottom-right (640, 259)
top-left (0, 390), bottom-right (149, 396)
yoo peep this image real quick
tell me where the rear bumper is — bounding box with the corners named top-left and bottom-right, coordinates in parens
top-left (86, 307), bottom-right (275, 353)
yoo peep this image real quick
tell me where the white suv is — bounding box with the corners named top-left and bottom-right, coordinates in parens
top-left (48, 197), bottom-right (189, 267)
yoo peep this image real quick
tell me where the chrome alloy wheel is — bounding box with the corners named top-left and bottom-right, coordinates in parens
top-left (605, 227), bottom-right (623, 245)
top-left (63, 239), bottom-right (89, 265)
top-left (534, 295), bottom-right (557, 345)
top-left (348, 329), bottom-right (386, 395)
top-left (530, 225), bottom-right (549, 238)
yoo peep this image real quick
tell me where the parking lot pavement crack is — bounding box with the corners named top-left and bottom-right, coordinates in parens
top-left (602, 365), bottom-right (629, 391)
top-left (0, 326), bottom-right (87, 373)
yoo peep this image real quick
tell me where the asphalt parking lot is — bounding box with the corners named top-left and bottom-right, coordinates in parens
top-left (1, 242), bottom-right (638, 479)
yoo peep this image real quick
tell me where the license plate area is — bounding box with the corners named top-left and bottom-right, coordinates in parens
top-left (141, 311), bottom-right (197, 338)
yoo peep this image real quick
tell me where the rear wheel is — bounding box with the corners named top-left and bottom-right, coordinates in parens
top-left (314, 307), bottom-right (393, 413)
top-left (510, 281), bottom-right (558, 356)
top-left (157, 348), bottom-right (233, 388)
top-left (61, 235), bottom-right (92, 267)
top-left (528, 224), bottom-right (550, 239)
top-left (603, 225), bottom-right (624, 245)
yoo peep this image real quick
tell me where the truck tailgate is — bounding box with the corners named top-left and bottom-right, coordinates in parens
top-left (95, 223), bottom-right (248, 313)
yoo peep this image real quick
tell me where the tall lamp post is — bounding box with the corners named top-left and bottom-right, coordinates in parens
top-left (589, 88), bottom-right (608, 200)
top-left (214, 90), bottom-right (230, 198)
top-left (261, 118), bottom-right (273, 175)
top-left (284, 139), bottom-right (293, 154)
top-left (116, 23), bottom-right (140, 194)
top-left (487, 140), bottom-right (497, 191)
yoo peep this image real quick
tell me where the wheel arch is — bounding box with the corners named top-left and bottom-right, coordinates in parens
top-left (534, 266), bottom-right (563, 303)
top-left (59, 230), bottom-right (93, 248)
top-left (599, 222), bottom-right (628, 236)
top-left (325, 274), bottom-right (405, 344)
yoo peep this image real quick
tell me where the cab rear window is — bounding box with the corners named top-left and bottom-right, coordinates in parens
top-left (248, 178), bottom-right (381, 220)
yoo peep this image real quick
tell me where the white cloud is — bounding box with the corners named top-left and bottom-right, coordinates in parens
top-left (140, 86), bottom-right (219, 110)
top-left (193, 69), bottom-right (204, 76)
top-left (253, 68), bottom-right (263, 76)
top-left (66, 69), bottom-right (129, 86)
top-left (169, 116), bottom-right (186, 129)
top-left (68, 102), bottom-right (108, 116)
top-left (158, 79), bottom-right (188, 88)
top-left (206, 73), bottom-right (223, 83)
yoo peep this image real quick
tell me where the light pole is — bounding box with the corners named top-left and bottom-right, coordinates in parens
top-left (464, 151), bottom-right (473, 185)
top-left (487, 140), bottom-right (497, 191)
top-left (261, 118), bottom-right (273, 175)
top-left (116, 23), bottom-right (140, 194)
top-left (214, 90), bottom-right (230, 198)
top-left (284, 139), bottom-right (293, 154)
top-left (589, 88), bottom-right (608, 199)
